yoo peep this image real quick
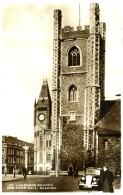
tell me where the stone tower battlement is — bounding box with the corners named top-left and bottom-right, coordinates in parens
top-left (61, 26), bottom-right (89, 40)
top-left (90, 3), bottom-right (99, 9)
top-left (61, 25), bottom-right (90, 33)
top-left (54, 9), bottom-right (62, 15)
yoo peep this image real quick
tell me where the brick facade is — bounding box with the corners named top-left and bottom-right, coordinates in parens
top-left (2, 136), bottom-right (34, 174)
top-left (95, 100), bottom-right (121, 174)
top-left (97, 135), bottom-right (121, 174)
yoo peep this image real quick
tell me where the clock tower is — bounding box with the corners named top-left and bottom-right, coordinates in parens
top-left (34, 79), bottom-right (52, 172)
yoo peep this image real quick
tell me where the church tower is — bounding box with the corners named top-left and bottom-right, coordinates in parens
top-left (34, 79), bottom-right (52, 172)
top-left (52, 3), bottom-right (106, 170)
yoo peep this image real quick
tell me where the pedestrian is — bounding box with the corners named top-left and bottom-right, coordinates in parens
top-left (68, 166), bottom-right (73, 176)
top-left (115, 168), bottom-right (118, 178)
top-left (13, 167), bottom-right (16, 178)
top-left (101, 166), bottom-right (115, 193)
top-left (22, 166), bottom-right (24, 176)
top-left (74, 167), bottom-right (78, 177)
top-left (22, 166), bottom-right (27, 179)
top-left (4, 167), bottom-right (7, 177)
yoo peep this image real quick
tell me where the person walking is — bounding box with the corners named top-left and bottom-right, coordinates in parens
top-left (4, 167), bottom-right (7, 177)
top-left (13, 167), bottom-right (16, 178)
top-left (101, 166), bottom-right (115, 192)
top-left (74, 167), bottom-right (78, 177)
top-left (22, 167), bottom-right (27, 179)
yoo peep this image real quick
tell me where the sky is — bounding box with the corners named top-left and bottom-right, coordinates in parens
top-left (0, 0), bottom-right (122, 143)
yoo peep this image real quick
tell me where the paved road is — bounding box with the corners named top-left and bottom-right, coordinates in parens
top-left (2, 175), bottom-right (121, 193)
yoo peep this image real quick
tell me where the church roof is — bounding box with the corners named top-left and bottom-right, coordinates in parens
top-left (37, 79), bottom-right (51, 104)
top-left (95, 99), bottom-right (121, 135)
top-left (39, 79), bottom-right (50, 98)
top-left (100, 100), bottom-right (116, 119)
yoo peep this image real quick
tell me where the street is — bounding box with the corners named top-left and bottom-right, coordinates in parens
top-left (2, 175), bottom-right (121, 193)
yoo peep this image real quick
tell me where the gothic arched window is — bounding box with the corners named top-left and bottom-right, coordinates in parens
top-left (68, 46), bottom-right (80, 66)
top-left (69, 85), bottom-right (77, 101)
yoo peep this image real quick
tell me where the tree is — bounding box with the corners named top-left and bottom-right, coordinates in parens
top-left (60, 124), bottom-right (85, 170)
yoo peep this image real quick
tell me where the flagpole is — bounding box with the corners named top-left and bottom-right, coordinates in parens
top-left (79, 2), bottom-right (81, 26)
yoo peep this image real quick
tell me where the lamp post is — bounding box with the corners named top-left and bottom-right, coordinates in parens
top-left (94, 124), bottom-right (98, 167)
top-left (13, 161), bottom-right (16, 178)
top-left (13, 151), bottom-right (16, 178)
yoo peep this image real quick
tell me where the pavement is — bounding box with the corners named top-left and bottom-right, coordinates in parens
top-left (2, 174), bottom-right (50, 182)
top-left (2, 174), bottom-right (25, 182)
top-left (2, 174), bottom-right (121, 189)
top-left (2, 174), bottom-right (121, 193)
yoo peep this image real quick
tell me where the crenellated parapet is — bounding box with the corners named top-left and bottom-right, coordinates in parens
top-left (61, 25), bottom-right (89, 40)
top-left (62, 25), bottom-right (90, 32)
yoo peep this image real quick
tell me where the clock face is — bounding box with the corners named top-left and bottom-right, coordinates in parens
top-left (38, 114), bottom-right (45, 121)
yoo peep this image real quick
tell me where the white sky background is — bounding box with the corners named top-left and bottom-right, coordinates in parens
top-left (0, 0), bottom-right (122, 143)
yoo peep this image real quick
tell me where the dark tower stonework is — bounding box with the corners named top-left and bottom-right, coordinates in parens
top-left (34, 79), bottom-right (52, 172)
top-left (51, 3), bottom-right (106, 170)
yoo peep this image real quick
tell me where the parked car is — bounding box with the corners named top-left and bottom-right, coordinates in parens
top-left (78, 167), bottom-right (102, 190)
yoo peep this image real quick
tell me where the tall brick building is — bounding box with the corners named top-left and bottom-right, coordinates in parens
top-left (2, 136), bottom-right (34, 174)
top-left (34, 3), bottom-right (107, 172)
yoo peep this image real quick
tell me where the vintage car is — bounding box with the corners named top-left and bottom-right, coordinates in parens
top-left (78, 167), bottom-right (102, 190)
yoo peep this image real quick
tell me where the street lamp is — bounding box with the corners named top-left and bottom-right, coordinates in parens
top-left (13, 149), bottom-right (16, 178)
top-left (13, 157), bottom-right (16, 177)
